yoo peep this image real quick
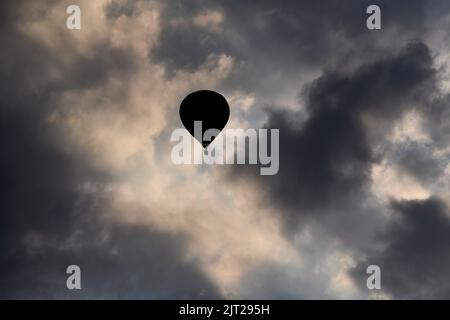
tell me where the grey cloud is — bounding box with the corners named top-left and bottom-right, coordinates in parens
top-left (0, 101), bottom-right (221, 298)
top-left (230, 40), bottom-right (449, 299)
top-left (424, 94), bottom-right (450, 149)
top-left (2, 0), bottom-right (450, 300)
top-left (395, 141), bottom-right (447, 185)
top-left (244, 42), bottom-right (435, 214)
top-left (0, 102), bottom-right (219, 298)
top-left (0, 0), bottom-right (220, 299)
top-left (351, 198), bottom-right (450, 299)
top-left (151, 0), bottom-right (444, 95)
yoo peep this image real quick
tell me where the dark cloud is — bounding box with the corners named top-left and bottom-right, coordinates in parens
top-left (0, 113), bottom-right (221, 299)
top-left (151, 0), bottom-right (227, 73)
top-left (242, 41), bottom-right (436, 214)
top-left (351, 198), bottom-right (450, 299)
top-left (0, 102), bottom-right (219, 298)
top-left (2, 0), bottom-right (450, 299)
top-left (229, 40), bottom-right (448, 300)
top-left (152, 0), bottom-right (445, 95)
top-left (0, 0), bottom-right (219, 299)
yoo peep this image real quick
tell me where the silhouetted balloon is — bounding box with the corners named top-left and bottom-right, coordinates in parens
top-left (179, 90), bottom-right (230, 148)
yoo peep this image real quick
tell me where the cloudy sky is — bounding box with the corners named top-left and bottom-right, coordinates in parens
top-left (1, 0), bottom-right (450, 299)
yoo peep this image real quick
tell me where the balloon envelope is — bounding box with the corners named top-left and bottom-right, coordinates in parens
top-left (179, 90), bottom-right (230, 148)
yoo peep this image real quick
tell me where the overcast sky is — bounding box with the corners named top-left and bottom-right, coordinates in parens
top-left (1, 0), bottom-right (450, 299)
